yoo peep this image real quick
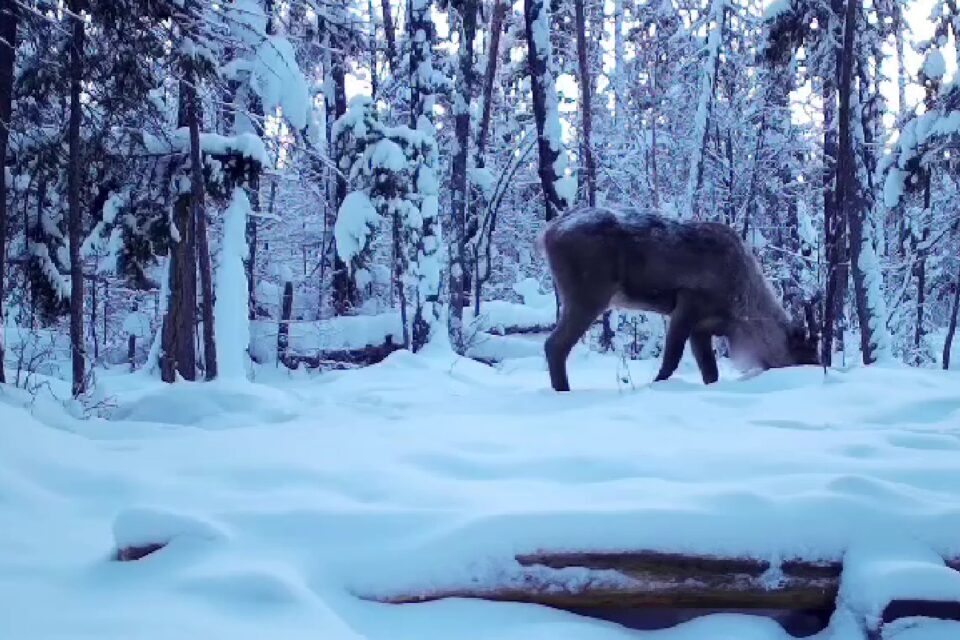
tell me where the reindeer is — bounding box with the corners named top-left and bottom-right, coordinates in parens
top-left (540, 206), bottom-right (820, 391)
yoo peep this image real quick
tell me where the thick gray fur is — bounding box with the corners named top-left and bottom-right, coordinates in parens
top-left (541, 206), bottom-right (819, 391)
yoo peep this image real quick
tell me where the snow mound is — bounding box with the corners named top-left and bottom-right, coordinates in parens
top-left (113, 506), bottom-right (227, 552)
top-left (110, 380), bottom-right (299, 427)
top-left (840, 538), bottom-right (960, 627)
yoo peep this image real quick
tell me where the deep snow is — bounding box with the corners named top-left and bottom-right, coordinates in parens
top-left (2, 342), bottom-right (960, 639)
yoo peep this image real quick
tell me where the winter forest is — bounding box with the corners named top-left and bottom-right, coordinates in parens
top-left (1, 0), bottom-right (960, 395)
top-left (10, 2), bottom-right (960, 638)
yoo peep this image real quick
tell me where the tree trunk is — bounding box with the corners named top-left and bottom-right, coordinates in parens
top-left (247, 181), bottom-right (258, 320)
top-left (407, 0), bottom-right (442, 352)
top-left (381, 0), bottom-right (398, 71)
top-left (67, 0), bottom-right (87, 396)
top-left (943, 263), bottom-right (960, 369)
top-left (837, 0), bottom-right (875, 365)
top-left (128, 334), bottom-right (136, 372)
top-left (368, 0), bottom-right (379, 99)
top-left (613, 0), bottom-right (624, 124)
top-left (448, 0), bottom-right (479, 353)
top-left (0, 0), bottom-right (17, 384)
top-left (820, 78), bottom-right (841, 367)
top-left (475, 0), bottom-right (506, 165)
top-left (161, 84), bottom-right (200, 383)
top-left (277, 280), bottom-right (294, 364)
top-left (914, 176), bottom-right (931, 364)
top-left (330, 59), bottom-right (354, 315)
top-left (183, 61), bottom-right (217, 381)
top-left (574, 0), bottom-right (596, 207)
top-left (686, 0), bottom-right (725, 219)
top-left (524, 0), bottom-right (570, 222)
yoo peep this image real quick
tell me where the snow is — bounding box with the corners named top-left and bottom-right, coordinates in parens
top-left (122, 309), bottom-right (151, 338)
top-left (335, 191), bottom-right (381, 267)
top-left (512, 277), bottom-right (554, 309)
top-left (249, 312), bottom-right (404, 363)
top-left (465, 299), bottom-right (556, 334)
top-left (140, 129), bottom-right (270, 166)
top-left (251, 36), bottom-right (311, 130)
top-left (215, 188), bottom-right (252, 381)
top-left (225, 0), bottom-right (268, 46)
top-left (6, 343), bottom-right (960, 638)
top-left (923, 49), bottom-right (947, 81)
top-left (762, 0), bottom-right (792, 21)
top-left (370, 139), bottom-right (407, 172)
top-left (839, 538), bottom-right (960, 629)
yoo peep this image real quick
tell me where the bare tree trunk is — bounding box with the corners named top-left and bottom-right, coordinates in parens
top-left (574, 0), bottom-right (596, 207)
top-left (0, 0), bottom-right (17, 384)
top-left (820, 78), bottom-right (842, 367)
top-left (393, 213), bottom-right (410, 348)
top-left (448, 0), bottom-right (479, 352)
top-left (475, 0), bottom-right (506, 165)
top-left (90, 274), bottom-right (98, 362)
top-left (183, 61), bottom-right (217, 380)
top-left (161, 84), bottom-right (200, 383)
top-left (914, 176), bottom-right (930, 364)
top-left (368, 0), bottom-right (379, 99)
top-left (943, 263), bottom-right (960, 369)
top-left (247, 179), bottom-right (258, 320)
top-left (524, 0), bottom-right (569, 222)
top-left (67, 0), bottom-right (86, 396)
top-left (277, 280), bottom-right (293, 364)
top-left (381, 0), bottom-right (398, 71)
top-left (837, 0), bottom-right (875, 365)
top-left (893, 2), bottom-right (907, 121)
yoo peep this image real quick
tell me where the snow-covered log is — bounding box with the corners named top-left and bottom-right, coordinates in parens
top-left (371, 548), bottom-right (960, 623)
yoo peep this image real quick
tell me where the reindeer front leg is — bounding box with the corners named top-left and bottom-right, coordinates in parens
top-left (654, 296), bottom-right (696, 382)
top-left (690, 330), bottom-right (718, 384)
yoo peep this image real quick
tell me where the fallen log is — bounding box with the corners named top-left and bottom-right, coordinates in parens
top-left (279, 336), bottom-right (402, 370)
top-left (372, 549), bottom-right (960, 613)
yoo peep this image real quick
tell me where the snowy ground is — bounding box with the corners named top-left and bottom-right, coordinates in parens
top-left (3, 341), bottom-right (960, 639)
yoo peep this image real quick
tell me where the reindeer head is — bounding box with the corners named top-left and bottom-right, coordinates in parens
top-left (786, 299), bottom-right (821, 366)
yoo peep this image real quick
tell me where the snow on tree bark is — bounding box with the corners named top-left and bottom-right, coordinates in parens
top-left (836, 0), bottom-right (871, 365)
top-left (524, 0), bottom-right (574, 222)
top-left (407, 0), bottom-right (443, 352)
top-left (448, 0), bottom-right (479, 353)
top-left (215, 188), bottom-right (251, 380)
top-left (330, 34), bottom-right (354, 315)
top-left (846, 18), bottom-right (890, 364)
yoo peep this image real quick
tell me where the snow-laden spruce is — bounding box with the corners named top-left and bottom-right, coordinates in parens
top-left (334, 191), bottom-right (380, 272)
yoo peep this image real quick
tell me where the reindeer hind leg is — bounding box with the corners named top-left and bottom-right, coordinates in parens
top-left (545, 304), bottom-right (603, 392)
